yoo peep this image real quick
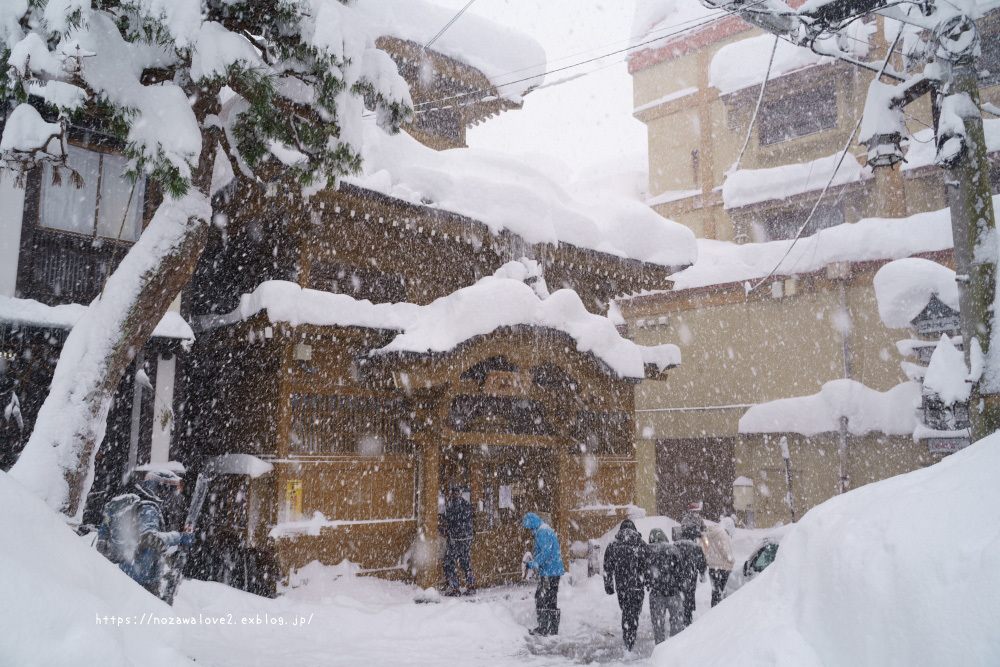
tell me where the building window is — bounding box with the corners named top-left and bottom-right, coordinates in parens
top-left (759, 83), bottom-right (837, 146)
top-left (751, 201), bottom-right (844, 242)
top-left (39, 144), bottom-right (145, 242)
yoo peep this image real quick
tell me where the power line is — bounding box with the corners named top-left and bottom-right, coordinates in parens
top-left (746, 29), bottom-right (905, 293)
top-left (410, 2), bottom-right (770, 112)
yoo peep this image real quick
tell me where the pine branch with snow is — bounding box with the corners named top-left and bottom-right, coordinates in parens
top-left (1, 0), bottom-right (412, 521)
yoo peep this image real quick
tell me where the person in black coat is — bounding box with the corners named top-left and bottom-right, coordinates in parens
top-left (443, 485), bottom-right (475, 595)
top-left (675, 523), bottom-right (708, 626)
top-left (646, 528), bottom-right (684, 644)
top-left (603, 519), bottom-right (651, 652)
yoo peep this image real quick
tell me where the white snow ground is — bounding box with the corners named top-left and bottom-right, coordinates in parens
top-left (6, 432), bottom-right (1000, 666)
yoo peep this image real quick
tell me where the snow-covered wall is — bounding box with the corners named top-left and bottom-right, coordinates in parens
top-left (709, 34), bottom-right (833, 95)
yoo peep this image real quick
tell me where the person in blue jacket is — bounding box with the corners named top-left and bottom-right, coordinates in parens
top-left (99, 470), bottom-right (193, 598)
top-left (522, 512), bottom-right (565, 636)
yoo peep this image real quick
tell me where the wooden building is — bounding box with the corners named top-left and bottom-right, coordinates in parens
top-left (181, 174), bottom-right (682, 590)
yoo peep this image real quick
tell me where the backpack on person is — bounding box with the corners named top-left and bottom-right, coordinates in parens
top-left (96, 493), bottom-right (159, 564)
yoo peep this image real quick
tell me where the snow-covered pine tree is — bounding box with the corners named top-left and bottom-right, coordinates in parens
top-left (1, 0), bottom-right (412, 522)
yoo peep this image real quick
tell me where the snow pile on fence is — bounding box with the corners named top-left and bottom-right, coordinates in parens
top-left (872, 257), bottom-right (959, 329)
top-left (738, 378), bottom-right (921, 436)
top-left (355, 0), bottom-right (545, 102)
top-left (0, 295), bottom-right (194, 340)
top-left (722, 150), bottom-right (869, 209)
top-left (665, 197), bottom-right (971, 290)
top-left (349, 122), bottom-right (697, 268)
top-left (709, 34), bottom-right (833, 95)
top-left (0, 471), bottom-right (191, 667)
top-left (652, 431), bottom-right (1000, 666)
top-left (206, 268), bottom-right (681, 379)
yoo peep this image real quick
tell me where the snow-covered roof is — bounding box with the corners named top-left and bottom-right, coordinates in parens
top-left (738, 379), bottom-right (921, 436)
top-left (201, 269), bottom-right (681, 380)
top-left (347, 122), bottom-right (697, 268)
top-left (660, 197), bottom-right (976, 291)
top-left (709, 34), bottom-right (833, 95)
top-left (355, 0), bottom-right (546, 103)
top-left (0, 295), bottom-right (194, 340)
top-left (872, 258), bottom-right (959, 329)
top-left (629, 0), bottom-right (719, 48)
top-left (723, 150), bottom-right (870, 209)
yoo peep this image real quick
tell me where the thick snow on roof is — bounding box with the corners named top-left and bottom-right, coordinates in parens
top-left (630, 0), bottom-right (719, 47)
top-left (738, 378), bottom-right (921, 436)
top-left (348, 122), bottom-right (698, 268)
top-left (210, 269), bottom-right (680, 380)
top-left (650, 432), bottom-right (1000, 666)
top-left (709, 34), bottom-right (833, 95)
top-left (666, 197), bottom-right (971, 291)
top-left (0, 295), bottom-right (194, 340)
top-left (723, 150), bottom-right (869, 209)
top-left (354, 0), bottom-right (545, 102)
top-left (872, 257), bottom-right (959, 329)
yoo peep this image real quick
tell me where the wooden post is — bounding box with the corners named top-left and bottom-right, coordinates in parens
top-left (552, 440), bottom-right (571, 571)
top-left (413, 431), bottom-right (442, 589)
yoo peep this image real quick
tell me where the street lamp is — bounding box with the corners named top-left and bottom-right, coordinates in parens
top-left (864, 132), bottom-right (905, 169)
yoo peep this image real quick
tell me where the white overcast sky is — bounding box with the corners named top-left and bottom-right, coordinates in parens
top-left (432, 0), bottom-right (647, 184)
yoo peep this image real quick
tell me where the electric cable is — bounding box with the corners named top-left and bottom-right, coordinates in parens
top-left (746, 29), bottom-right (905, 294)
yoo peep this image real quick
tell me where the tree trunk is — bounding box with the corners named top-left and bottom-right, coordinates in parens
top-left (9, 179), bottom-right (214, 523)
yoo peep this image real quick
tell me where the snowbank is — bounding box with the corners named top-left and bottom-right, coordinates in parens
top-left (872, 257), bottom-right (959, 329)
top-left (203, 268), bottom-right (681, 380)
top-left (0, 294), bottom-right (194, 340)
top-left (665, 197), bottom-right (975, 290)
top-left (354, 0), bottom-right (545, 102)
top-left (738, 378), bottom-right (921, 436)
top-left (0, 471), bottom-right (191, 667)
top-left (722, 150), bottom-right (869, 209)
top-left (651, 431), bottom-right (1000, 666)
top-left (709, 34), bottom-right (833, 95)
top-left (348, 122), bottom-right (697, 268)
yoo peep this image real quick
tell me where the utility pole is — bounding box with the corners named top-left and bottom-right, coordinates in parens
top-left (933, 16), bottom-right (1000, 441)
top-left (703, 0), bottom-right (1000, 442)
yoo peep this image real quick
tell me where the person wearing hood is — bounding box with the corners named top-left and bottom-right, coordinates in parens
top-left (603, 519), bottom-right (651, 652)
top-left (646, 528), bottom-right (684, 644)
top-left (702, 517), bottom-right (736, 606)
top-left (522, 512), bottom-right (565, 636)
top-left (675, 522), bottom-right (708, 626)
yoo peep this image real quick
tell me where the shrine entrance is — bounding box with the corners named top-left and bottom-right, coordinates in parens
top-left (440, 444), bottom-right (554, 586)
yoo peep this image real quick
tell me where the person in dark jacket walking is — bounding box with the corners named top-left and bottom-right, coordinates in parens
top-left (646, 528), bottom-right (685, 643)
top-left (523, 512), bottom-right (565, 636)
top-left (443, 485), bottom-right (475, 595)
top-left (603, 519), bottom-right (651, 652)
top-left (675, 522), bottom-right (708, 626)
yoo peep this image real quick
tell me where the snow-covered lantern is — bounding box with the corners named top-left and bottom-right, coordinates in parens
top-left (864, 132), bottom-right (905, 169)
top-left (733, 476), bottom-right (755, 529)
top-left (910, 294), bottom-right (961, 337)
